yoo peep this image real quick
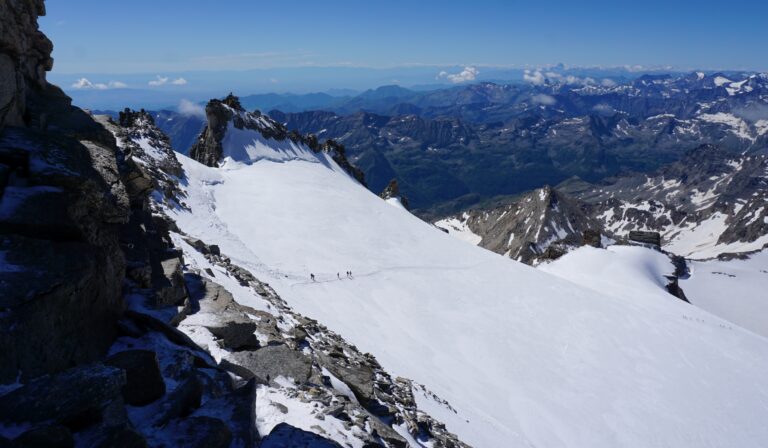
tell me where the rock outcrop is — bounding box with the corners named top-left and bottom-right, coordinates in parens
top-left (0, 0), bottom-right (52, 128)
top-left (437, 185), bottom-right (601, 264)
top-left (0, 0), bottom-right (129, 384)
top-left (379, 178), bottom-right (410, 209)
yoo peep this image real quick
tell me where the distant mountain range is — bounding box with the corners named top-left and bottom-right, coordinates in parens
top-left (437, 145), bottom-right (768, 263)
top-left (118, 71), bottom-right (768, 215)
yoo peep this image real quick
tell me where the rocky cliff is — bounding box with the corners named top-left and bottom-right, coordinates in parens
top-left (0, 0), bottom-right (51, 128)
top-left (437, 186), bottom-right (601, 264)
top-left (0, 0), bottom-right (130, 384)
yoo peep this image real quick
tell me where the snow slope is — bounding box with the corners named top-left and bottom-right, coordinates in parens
top-left (164, 131), bottom-right (768, 447)
top-left (681, 251), bottom-right (768, 338)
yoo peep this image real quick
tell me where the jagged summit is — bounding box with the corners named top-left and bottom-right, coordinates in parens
top-left (221, 92), bottom-right (243, 111)
top-left (189, 94), bottom-right (365, 184)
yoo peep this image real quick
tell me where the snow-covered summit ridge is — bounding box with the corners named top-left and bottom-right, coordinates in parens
top-left (189, 94), bottom-right (365, 183)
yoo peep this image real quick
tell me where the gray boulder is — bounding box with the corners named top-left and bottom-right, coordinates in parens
top-left (319, 353), bottom-right (376, 406)
top-left (227, 345), bottom-right (311, 385)
top-left (153, 256), bottom-right (188, 308)
top-left (105, 350), bottom-right (166, 406)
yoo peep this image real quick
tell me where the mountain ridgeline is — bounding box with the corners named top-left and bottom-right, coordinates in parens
top-left (437, 144), bottom-right (768, 263)
top-left (155, 72), bottom-right (768, 215)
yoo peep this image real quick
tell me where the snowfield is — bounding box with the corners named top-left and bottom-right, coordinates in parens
top-left (681, 251), bottom-right (768, 338)
top-left (164, 128), bottom-right (768, 447)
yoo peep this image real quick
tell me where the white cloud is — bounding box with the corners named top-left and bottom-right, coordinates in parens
top-left (524, 70), bottom-right (600, 87)
top-left (70, 78), bottom-right (127, 90)
top-left (523, 70), bottom-right (546, 85)
top-left (149, 75), bottom-right (189, 86)
top-left (178, 99), bottom-right (206, 118)
top-left (531, 94), bottom-right (556, 106)
top-left (593, 103), bottom-right (614, 114)
top-left (148, 75), bottom-right (170, 86)
top-left (601, 78), bottom-right (617, 87)
top-left (438, 66), bottom-right (479, 84)
top-left (564, 75), bottom-right (581, 85)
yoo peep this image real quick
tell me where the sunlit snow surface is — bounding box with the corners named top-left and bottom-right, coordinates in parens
top-left (681, 251), bottom-right (768, 338)
top-left (165, 144), bottom-right (768, 447)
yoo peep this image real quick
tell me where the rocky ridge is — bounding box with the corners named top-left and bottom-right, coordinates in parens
top-left (438, 143), bottom-right (768, 263)
top-left (437, 186), bottom-right (600, 264)
top-left (0, 0), bottom-right (129, 385)
top-left (190, 94), bottom-right (365, 185)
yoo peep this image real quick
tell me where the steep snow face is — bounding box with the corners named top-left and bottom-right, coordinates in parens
top-left (681, 250), bottom-right (768, 337)
top-left (165, 143), bottom-right (768, 447)
top-left (221, 122), bottom-right (317, 164)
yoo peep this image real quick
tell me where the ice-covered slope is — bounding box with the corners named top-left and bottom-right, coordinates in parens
top-left (680, 250), bottom-right (768, 337)
top-left (164, 122), bottom-right (768, 447)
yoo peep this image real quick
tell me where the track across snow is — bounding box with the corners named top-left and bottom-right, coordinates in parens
top-left (165, 143), bottom-right (768, 447)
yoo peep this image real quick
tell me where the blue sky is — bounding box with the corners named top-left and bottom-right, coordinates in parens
top-left (39, 0), bottom-right (768, 108)
top-left (42, 0), bottom-right (768, 74)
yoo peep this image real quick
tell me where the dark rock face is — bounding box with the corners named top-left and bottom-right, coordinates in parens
top-left (379, 178), bottom-right (409, 209)
top-left (156, 417), bottom-right (232, 448)
top-left (10, 424), bottom-right (74, 448)
top-left (105, 350), bottom-right (166, 406)
top-left (583, 229), bottom-right (602, 248)
top-left (0, 0), bottom-right (131, 384)
top-left (188, 97), bottom-right (231, 167)
top-left (0, 0), bottom-right (52, 128)
top-left (628, 230), bottom-right (662, 248)
top-left (439, 186), bottom-right (600, 264)
top-left (260, 423), bottom-right (343, 448)
top-left (0, 364), bottom-right (125, 427)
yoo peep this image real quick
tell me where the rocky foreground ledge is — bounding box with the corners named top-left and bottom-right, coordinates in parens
top-left (0, 1), bottom-right (470, 446)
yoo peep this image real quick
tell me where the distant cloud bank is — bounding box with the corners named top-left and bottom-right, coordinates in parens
top-left (524, 69), bottom-right (615, 88)
top-left (148, 75), bottom-right (188, 86)
top-left (438, 66), bottom-right (479, 84)
top-left (71, 78), bottom-right (127, 90)
top-left (531, 93), bottom-right (556, 106)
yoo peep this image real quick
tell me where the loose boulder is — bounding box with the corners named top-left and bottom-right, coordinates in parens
top-left (228, 345), bottom-right (312, 385)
